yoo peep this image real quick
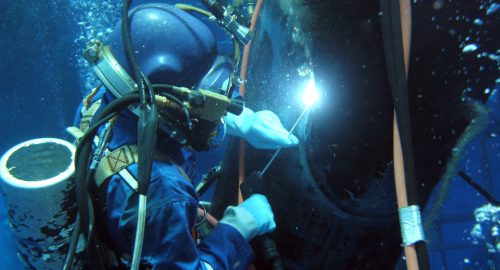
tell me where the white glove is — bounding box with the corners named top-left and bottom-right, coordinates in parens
top-left (219, 194), bottom-right (276, 240)
top-left (224, 107), bottom-right (299, 149)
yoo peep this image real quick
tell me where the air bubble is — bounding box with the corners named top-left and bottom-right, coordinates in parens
top-left (462, 44), bottom-right (478, 52)
top-left (486, 3), bottom-right (499, 15)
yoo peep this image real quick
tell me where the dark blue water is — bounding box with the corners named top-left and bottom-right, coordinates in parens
top-left (1, 2), bottom-right (83, 268)
top-left (0, 1), bottom-right (498, 269)
top-left (0, 1), bottom-right (83, 154)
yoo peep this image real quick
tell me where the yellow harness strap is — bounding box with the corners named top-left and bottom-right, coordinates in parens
top-left (69, 93), bottom-right (192, 191)
top-left (80, 99), bottom-right (102, 133)
top-left (94, 144), bottom-right (191, 191)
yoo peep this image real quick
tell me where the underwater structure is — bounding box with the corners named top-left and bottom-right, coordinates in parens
top-left (210, 0), bottom-right (499, 269)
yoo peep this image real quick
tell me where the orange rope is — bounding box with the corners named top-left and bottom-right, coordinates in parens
top-left (237, 0), bottom-right (265, 205)
top-left (83, 84), bottom-right (102, 108)
top-left (393, 1), bottom-right (419, 270)
top-left (234, 4), bottom-right (266, 269)
top-left (194, 6), bottom-right (265, 268)
top-left (238, 0), bottom-right (264, 96)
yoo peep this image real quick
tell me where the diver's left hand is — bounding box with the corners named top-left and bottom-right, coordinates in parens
top-left (224, 107), bottom-right (299, 149)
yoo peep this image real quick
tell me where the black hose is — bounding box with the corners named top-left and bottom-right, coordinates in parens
top-left (227, 39), bottom-right (241, 98)
top-left (136, 105), bottom-right (159, 196)
top-left (122, 0), bottom-right (158, 197)
top-left (379, 0), bottom-right (430, 269)
top-left (121, 5), bottom-right (158, 265)
top-left (122, 1), bottom-right (155, 106)
top-left (122, 0), bottom-right (146, 105)
top-left (197, 170), bottom-right (222, 197)
top-left (73, 135), bottom-right (107, 270)
top-left (75, 113), bottom-right (117, 159)
top-left (62, 215), bottom-right (80, 270)
top-left (77, 94), bottom-right (140, 225)
top-left (152, 84), bottom-right (185, 108)
top-left (74, 140), bottom-right (92, 242)
top-left (63, 94), bottom-right (141, 270)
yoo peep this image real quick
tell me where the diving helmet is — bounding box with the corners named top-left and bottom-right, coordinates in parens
top-left (85, 3), bottom-right (217, 94)
top-left (84, 3), bottom-right (239, 150)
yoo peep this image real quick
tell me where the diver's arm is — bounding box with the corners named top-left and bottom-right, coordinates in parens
top-left (141, 200), bottom-right (253, 270)
top-left (133, 195), bottom-right (274, 270)
top-left (200, 194), bottom-right (276, 269)
top-left (224, 107), bottom-right (299, 149)
top-left (114, 192), bottom-right (253, 270)
top-left (110, 165), bottom-right (255, 270)
top-left (198, 223), bottom-right (255, 270)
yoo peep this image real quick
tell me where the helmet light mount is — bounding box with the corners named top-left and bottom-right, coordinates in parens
top-left (200, 0), bottom-right (254, 45)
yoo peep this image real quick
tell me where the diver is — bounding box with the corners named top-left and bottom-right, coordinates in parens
top-left (70, 2), bottom-right (298, 270)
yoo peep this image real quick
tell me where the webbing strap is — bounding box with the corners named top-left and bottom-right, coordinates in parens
top-left (95, 145), bottom-right (138, 189)
top-left (80, 99), bottom-right (103, 132)
top-left (76, 95), bottom-right (192, 191)
top-left (94, 144), bottom-right (191, 191)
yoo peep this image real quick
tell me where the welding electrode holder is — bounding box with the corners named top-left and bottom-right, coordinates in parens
top-left (240, 171), bottom-right (265, 197)
top-left (240, 171), bottom-right (283, 270)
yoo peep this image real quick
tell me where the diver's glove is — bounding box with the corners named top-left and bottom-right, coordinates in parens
top-left (219, 194), bottom-right (276, 240)
top-left (224, 107), bottom-right (299, 149)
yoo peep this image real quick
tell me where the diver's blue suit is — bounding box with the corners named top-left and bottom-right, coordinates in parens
top-left (73, 4), bottom-right (296, 269)
top-left (75, 90), bottom-right (253, 270)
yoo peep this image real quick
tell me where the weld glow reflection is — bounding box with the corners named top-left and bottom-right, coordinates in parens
top-left (261, 79), bottom-right (319, 176)
top-left (302, 79), bottom-right (319, 108)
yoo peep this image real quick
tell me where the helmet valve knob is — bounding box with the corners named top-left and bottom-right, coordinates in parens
top-left (83, 39), bottom-right (103, 63)
top-left (190, 92), bottom-right (207, 107)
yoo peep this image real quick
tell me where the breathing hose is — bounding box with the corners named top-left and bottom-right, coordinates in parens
top-left (63, 93), bottom-right (142, 270)
top-left (121, 0), bottom-right (159, 269)
top-left (62, 215), bottom-right (80, 270)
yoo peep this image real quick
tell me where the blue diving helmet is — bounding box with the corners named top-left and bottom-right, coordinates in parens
top-left (83, 3), bottom-right (242, 150)
top-left (84, 3), bottom-right (217, 97)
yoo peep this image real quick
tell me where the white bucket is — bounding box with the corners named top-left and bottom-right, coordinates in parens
top-left (0, 138), bottom-right (82, 269)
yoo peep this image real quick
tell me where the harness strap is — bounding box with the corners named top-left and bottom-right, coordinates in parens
top-left (80, 99), bottom-right (103, 132)
top-left (66, 96), bottom-right (103, 144)
top-left (94, 144), bottom-right (189, 191)
top-left (95, 145), bottom-right (139, 190)
top-left (70, 91), bottom-right (202, 267)
top-left (70, 94), bottom-right (193, 189)
top-left (66, 126), bottom-right (85, 142)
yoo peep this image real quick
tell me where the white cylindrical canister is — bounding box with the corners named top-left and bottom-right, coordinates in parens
top-left (0, 138), bottom-right (83, 269)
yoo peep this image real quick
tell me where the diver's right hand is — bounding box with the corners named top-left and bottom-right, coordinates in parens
top-left (224, 107), bottom-right (299, 149)
top-left (219, 194), bottom-right (276, 240)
